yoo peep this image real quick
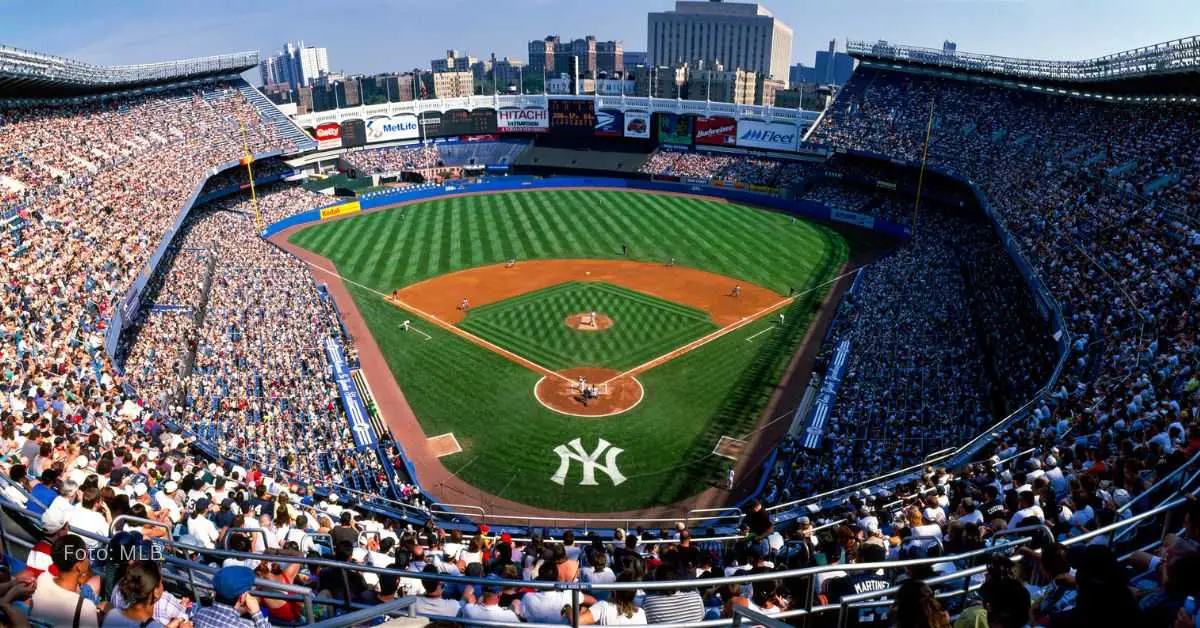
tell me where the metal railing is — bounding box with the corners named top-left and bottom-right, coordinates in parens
top-left (5, 484), bottom-right (1194, 628)
top-left (0, 45), bottom-right (259, 86)
top-left (848, 36), bottom-right (1200, 82)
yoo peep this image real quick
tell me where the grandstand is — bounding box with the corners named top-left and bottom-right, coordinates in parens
top-left (0, 29), bottom-right (1198, 628)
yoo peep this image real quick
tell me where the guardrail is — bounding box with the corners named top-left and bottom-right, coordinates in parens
top-left (4, 482), bottom-right (1194, 628)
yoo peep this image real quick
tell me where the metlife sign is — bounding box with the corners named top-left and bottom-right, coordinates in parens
top-left (365, 114), bottom-right (419, 143)
top-left (735, 119), bottom-right (800, 152)
top-left (497, 107), bottom-right (549, 133)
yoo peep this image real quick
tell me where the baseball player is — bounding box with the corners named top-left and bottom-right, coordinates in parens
top-left (731, 285), bottom-right (741, 298)
top-left (459, 298), bottom-right (470, 311)
top-left (726, 467), bottom-right (735, 490)
top-left (778, 313), bottom-right (785, 325)
top-left (505, 259), bottom-right (516, 269)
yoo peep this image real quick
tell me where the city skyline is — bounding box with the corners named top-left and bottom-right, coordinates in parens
top-left (1, 0), bottom-right (1198, 80)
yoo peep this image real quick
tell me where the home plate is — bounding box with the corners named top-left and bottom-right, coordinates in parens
top-left (427, 433), bottom-right (462, 457)
top-left (713, 435), bottom-right (747, 460)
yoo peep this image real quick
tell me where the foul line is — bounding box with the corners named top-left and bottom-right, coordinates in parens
top-left (600, 266), bottom-right (863, 386)
top-left (296, 258), bottom-right (574, 384)
top-left (744, 326), bottom-right (776, 342)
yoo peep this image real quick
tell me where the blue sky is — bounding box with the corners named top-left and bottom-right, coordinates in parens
top-left (1, 0), bottom-right (1196, 77)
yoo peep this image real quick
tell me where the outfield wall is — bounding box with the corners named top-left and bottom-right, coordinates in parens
top-left (260, 175), bottom-right (913, 240)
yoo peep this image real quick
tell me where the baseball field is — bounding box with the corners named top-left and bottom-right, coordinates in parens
top-left (286, 189), bottom-right (852, 512)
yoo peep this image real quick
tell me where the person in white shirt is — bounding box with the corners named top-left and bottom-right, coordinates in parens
top-left (66, 487), bottom-right (109, 548)
top-left (460, 582), bottom-right (521, 623)
top-left (521, 562), bottom-right (596, 624)
top-left (1008, 491), bottom-right (1045, 529)
top-left (411, 565), bottom-right (463, 619)
top-left (186, 498), bottom-right (219, 549)
top-left (29, 534), bottom-right (100, 628)
top-left (957, 498), bottom-right (984, 526)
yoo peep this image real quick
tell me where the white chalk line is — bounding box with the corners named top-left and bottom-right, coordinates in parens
top-left (599, 266), bottom-right (862, 386)
top-left (297, 258), bottom-right (574, 384)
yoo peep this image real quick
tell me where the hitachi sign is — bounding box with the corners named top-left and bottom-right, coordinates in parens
top-left (740, 129), bottom-right (795, 144)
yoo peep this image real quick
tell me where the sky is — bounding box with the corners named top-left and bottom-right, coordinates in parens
top-left (1, 0), bottom-right (1197, 79)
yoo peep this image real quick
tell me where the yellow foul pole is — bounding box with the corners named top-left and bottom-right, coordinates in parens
top-left (240, 121), bottom-right (262, 233)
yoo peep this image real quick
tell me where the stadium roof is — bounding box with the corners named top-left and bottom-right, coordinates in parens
top-left (0, 45), bottom-right (259, 98)
top-left (848, 36), bottom-right (1200, 96)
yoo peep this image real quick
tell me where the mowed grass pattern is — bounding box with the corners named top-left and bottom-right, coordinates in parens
top-left (290, 190), bottom-right (852, 511)
top-left (459, 282), bottom-right (717, 371)
top-left (289, 190), bottom-right (832, 294)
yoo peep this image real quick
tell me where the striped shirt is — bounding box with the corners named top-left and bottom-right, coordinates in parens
top-left (641, 590), bottom-right (705, 624)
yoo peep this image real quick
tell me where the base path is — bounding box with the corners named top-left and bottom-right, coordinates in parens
top-left (534, 367), bottom-right (644, 417)
top-left (397, 259), bottom-right (781, 327)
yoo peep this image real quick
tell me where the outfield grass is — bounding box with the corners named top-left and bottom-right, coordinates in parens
top-left (459, 282), bottom-right (717, 371)
top-left (291, 190), bottom-right (851, 511)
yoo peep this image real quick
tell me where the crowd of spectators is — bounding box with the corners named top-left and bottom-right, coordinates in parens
top-left (766, 202), bottom-right (1053, 502)
top-left (343, 145), bottom-right (441, 175)
top-left (640, 150), bottom-right (823, 190)
top-left (1, 62), bottom-right (1199, 627)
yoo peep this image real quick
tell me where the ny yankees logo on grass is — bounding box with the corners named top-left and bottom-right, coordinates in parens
top-left (551, 438), bottom-right (627, 486)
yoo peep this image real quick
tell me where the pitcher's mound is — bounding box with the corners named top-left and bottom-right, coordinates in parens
top-left (564, 312), bottom-right (614, 332)
top-left (535, 367), bottom-right (644, 417)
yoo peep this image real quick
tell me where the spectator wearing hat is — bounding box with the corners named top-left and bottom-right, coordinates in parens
top-left (191, 565), bottom-right (268, 628)
top-left (29, 534), bottom-right (100, 628)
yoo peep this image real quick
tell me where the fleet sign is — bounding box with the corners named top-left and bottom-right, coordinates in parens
top-left (365, 114), bottom-right (419, 143)
top-left (497, 107), bottom-right (549, 133)
top-left (694, 116), bottom-right (737, 146)
top-left (735, 119), bottom-right (800, 151)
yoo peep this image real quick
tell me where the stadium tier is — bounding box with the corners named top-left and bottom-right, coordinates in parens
top-left (0, 35), bottom-right (1198, 628)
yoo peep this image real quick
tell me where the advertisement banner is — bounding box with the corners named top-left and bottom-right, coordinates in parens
top-left (314, 122), bottom-right (342, 150)
top-left (623, 111), bottom-right (650, 139)
top-left (735, 119), bottom-right (800, 152)
top-left (324, 337), bottom-right (376, 449)
top-left (549, 99), bottom-right (596, 134)
top-left (365, 114), bottom-right (419, 143)
top-left (829, 209), bottom-right (876, 230)
top-left (340, 119), bottom-right (367, 148)
top-left (497, 107), bottom-right (549, 133)
top-left (657, 113), bottom-right (693, 145)
top-left (694, 116), bottom-right (737, 146)
top-left (320, 200), bottom-right (362, 221)
top-left (594, 109), bottom-right (623, 136)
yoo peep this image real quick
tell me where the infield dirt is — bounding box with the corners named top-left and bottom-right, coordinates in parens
top-left (395, 259), bottom-right (781, 326)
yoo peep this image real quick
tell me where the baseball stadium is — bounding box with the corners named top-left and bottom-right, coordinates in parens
top-left (0, 2), bottom-right (1199, 627)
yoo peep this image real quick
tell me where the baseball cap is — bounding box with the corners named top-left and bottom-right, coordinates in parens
top-left (194, 498), bottom-right (211, 513)
top-left (500, 533), bottom-right (513, 544)
top-left (212, 566), bottom-right (256, 602)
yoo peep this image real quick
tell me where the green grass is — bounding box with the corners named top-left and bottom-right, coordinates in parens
top-left (291, 190), bottom-right (853, 511)
top-left (459, 282), bottom-right (717, 371)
